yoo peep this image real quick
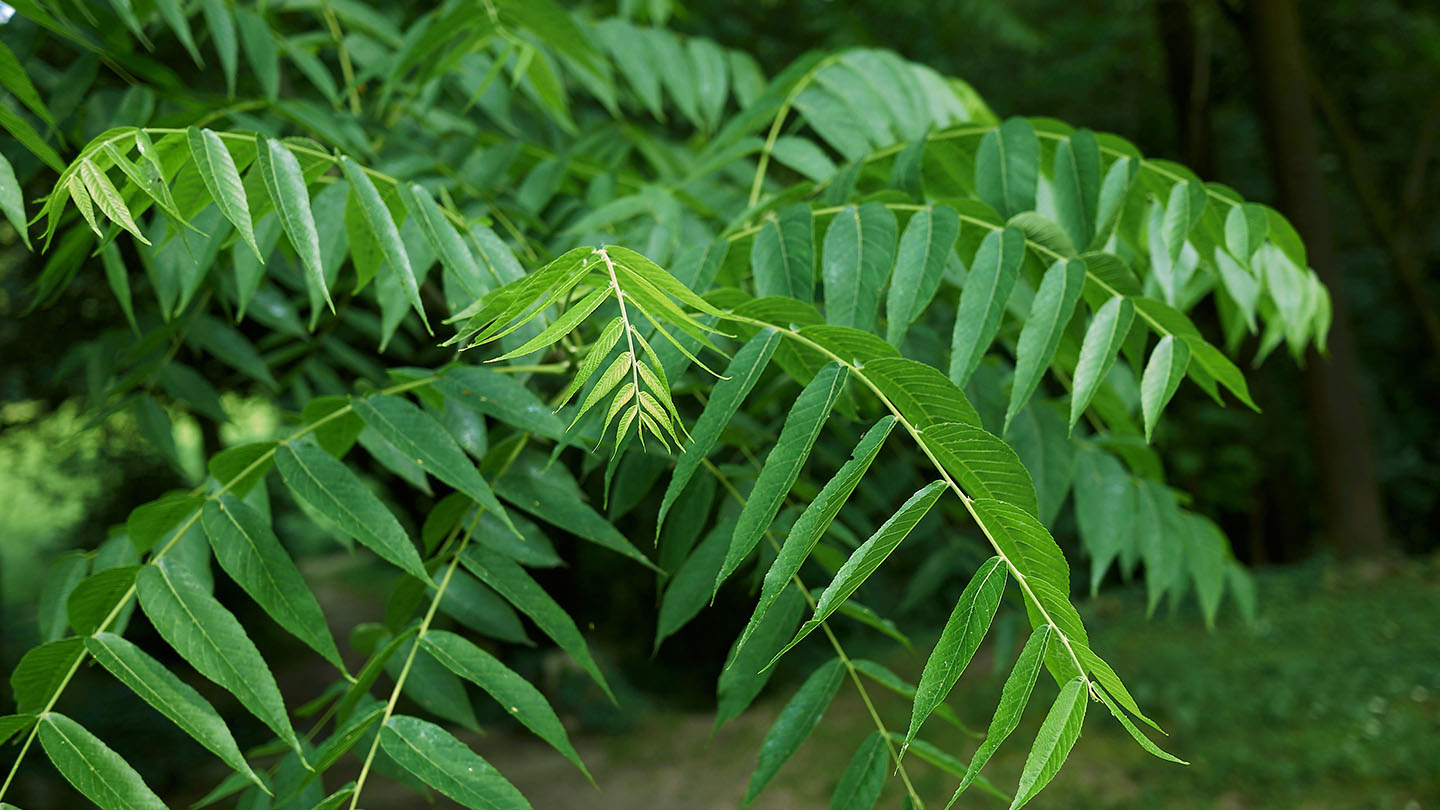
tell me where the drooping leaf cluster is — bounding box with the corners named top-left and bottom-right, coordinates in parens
top-left (0, 2), bottom-right (1321, 809)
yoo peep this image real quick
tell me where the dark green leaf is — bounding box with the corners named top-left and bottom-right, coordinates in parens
top-left (949, 627), bottom-right (1051, 805)
top-left (1140, 335), bottom-right (1190, 441)
top-left (257, 138), bottom-right (330, 311)
top-left (829, 732), bottom-right (888, 810)
top-left (743, 657), bottom-right (846, 805)
top-left (752, 204), bottom-right (814, 302)
top-left (821, 202), bottom-right (898, 332)
top-left (1005, 259), bottom-right (1086, 434)
top-left (186, 128), bottom-right (259, 259)
top-left (886, 205), bottom-right (959, 345)
top-left (1010, 677), bottom-right (1088, 809)
top-left (949, 226), bottom-right (1024, 386)
top-left (380, 715), bottom-right (532, 810)
top-left (976, 117), bottom-right (1039, 217)
top-left (1069, 296), bottom-right (1135, 431)
top-left (38, 713), bottom-right (167, 810)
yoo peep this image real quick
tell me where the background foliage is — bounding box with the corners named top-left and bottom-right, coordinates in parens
top-left (0, 1), bottom-right (1435, 809)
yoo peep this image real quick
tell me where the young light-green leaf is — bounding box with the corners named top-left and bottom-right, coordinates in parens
top-left (257, 138), bottom-right (330, 312)
top-left (422, 630), bottom-right (591, 780)
top-left (822, 202), bottom-right (898, 333)
top-left (135, 560), bottom-right (300, 754)
top-left (736, 417), bottom-right (896, 655)
top-left (1010, 676), bottom-right (1088, 809)
top-left (1004, 258), bottom-right (1086, 434)
top-left (1140, 334), bottom-right (1190, 441)
top-left (85, 633), bottom-right (263, 790)
top-left (274, 441), bottom-right (430, 582)
top-left (656, 328), bottom-right (781, 537)
top-left (1069, 295), bottom-right (1135, 431)
top-left (743, 657), bottom-right (846, 806)
top-left (717, 362), bottom-right (849, 591)
top-left (186, 127), bottom-right (260, 259)
top-left (904, 556), bottom-right (1006, 752)
top-left (38, 713), bottom-right (168, 810)
top-left (948, 627), bottom-right (1052, 806)
top-left (201, 496), bottom-right (343, 668)
top-left (380, 715), bottom-right (532, 810)
top-left (0, 151), bottom-right (30, 249)
top-left (774, 481), bottom-right (947, 663)
top-left (949, 226), bottom-right (1024, 386)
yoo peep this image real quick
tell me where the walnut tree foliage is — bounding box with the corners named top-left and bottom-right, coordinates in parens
top-left (0, 1), bottom-right (1329, 808)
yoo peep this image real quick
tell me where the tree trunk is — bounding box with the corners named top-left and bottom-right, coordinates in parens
top-left (1246, 0), bottom-right (1391, 557)
top-left (1156, 0), bottom-right (1214, 177)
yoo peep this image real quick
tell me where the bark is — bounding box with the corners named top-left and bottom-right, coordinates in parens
top-left (1156, 0), bottom-right (1215, 177)
top-left (1246, 0), bottom-right (1391, 556)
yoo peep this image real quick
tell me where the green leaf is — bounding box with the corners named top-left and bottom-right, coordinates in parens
top-left (274, 441), bottom-right (430, 582)
top-left (438, 570), bottom-right (531, 645)
top-left (66, 566), bottom-right (139, 636)
top-left (976, 117), bottom-right (1039, 218)
top-left (1072, 448), bottom-right (1134, 594)
top-left (0, 714), bottom-right (35, 747)
top-left (829, 732), bottom-right (888, 810)
top-left (257, 138), bottom-right (331, 312)
top-left (38, 552), bottom-right (87, 643)
top-left (905, 556), bottom-right (1006, 751)
top-left (716, 587), bottom-right (805, 729)
top-left (155, 0), bottom-right (203, 65)
top-left (657, 328), bottom-right (781, 537)
top-left (200, 0), bottom-right (238, 96)
top-left (1069, 295), bottom-right (1135, 431)
top-left (423, 630), bottom-right (590, 780)
top-left (1004, 259), bottom-right (1086, 434)
top-left (0, 40), bottom-right (57, 131)
top-left (886, 205), bottom-right (960, 345)
top-left (85, 633), bottom-right (263, 789)
top-left (186, 128), bottom-right (260, 259)
top-left (0, 151), bottom-right (31, 249)
top-left (1183, 513), bottom-right (1227, 629)
top-left (821, 202), bottom-right (898, 333)
top-left (79, 161), bottom-right (148, 243)
top-left (949, 226), bottom-right (1025, 386)
top-left (656, 518), bottom-right (733, 652)
top-left (11, 638), bottom-right (85, 713)
top-left (1010, 676), bottom-right (1088, 809)
top-left (752, 204), bottom-right (814, 302)
top-left (1094, 683), bottom-right (1186, 763)
top-left (135, 560), bottom-right (300, 754)
top-left (737, 417), bottom-right (895, 654)
top-left (922, 423), bottom-right (1039, 518)
top-left (717, 362), bottom-right (849, 591)
top-left (743, 657), bottom-right (846, 806)
top-left (1052, 130), bottom-right (1100, 252)
top-left (1163, 180), bottom-right (1207, 264)
top-left (439, 366), bottom-right (567, 441)
top-left (402, 183), bottom-right (485, 332)
top-left (235, 7), bottom-right (280, 100)
top-left (339, 157), bottom-right (426, 327)
top-left (490, 285), bottom-right (610, 361)
top-left (38, 713), bottom-right (167, 810)
top-left (1140, 335), bottom-right (1190, 441)
top-left (949, 627), bottom-right (1052, 805)
top-left (201, 496), bottom-right (343, 668)
top-left (353, 393), bottom-right (517, 536)
top-left (461, 545), bottom-right (614, 701)
top-left (863, 357), bottom-right (981, 430)
top-left (775, 481), bottom-right (946, 662)
top-left (494, 452), bottom-right (657, 571)
top-left (380, 715), bottom-right (532, 810)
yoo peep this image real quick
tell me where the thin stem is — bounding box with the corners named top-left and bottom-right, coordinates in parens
top-left (746, 55), bottom-right (842, 209)
top-left (703, 460), bottom-right (927, 808)
top-left (321, 3), bottom-right (363, 116)
top-left (347, 513), bottom-right (479, 810)
top-left (0, 374), bottom-right (442, 803)
top-left (715, 313), bottom-right (1099, 699)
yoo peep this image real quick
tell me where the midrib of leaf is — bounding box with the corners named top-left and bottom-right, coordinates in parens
top-left (717, 312), bottom-right (1097, 698)
top-left (701, 459), bottom-right (929, 808)
top-left (597, 248), bottom-right (642, 439)
top-left (39, 716), bottom-right (146, 810)
top-left (0, 374), bottom-right (441, 804)
top-left (151, 564), bottom-right (272, 731)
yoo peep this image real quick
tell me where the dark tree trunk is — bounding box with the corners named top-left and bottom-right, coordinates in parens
top-left (1245, 0), bottom-right (1391, 557)
top-left (1156, 0), bottom-right (1214, 177)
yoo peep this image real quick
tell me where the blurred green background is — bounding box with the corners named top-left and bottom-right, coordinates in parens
top-left (2, 0), bottom-right (1437, 807)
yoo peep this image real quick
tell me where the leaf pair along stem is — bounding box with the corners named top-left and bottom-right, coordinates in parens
top-left (713, 313), bottom-right (1101, 701)
top-left (0, 374), bottom-right (441, 806)
top-left (701, 459), bottom-right (935, 808)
